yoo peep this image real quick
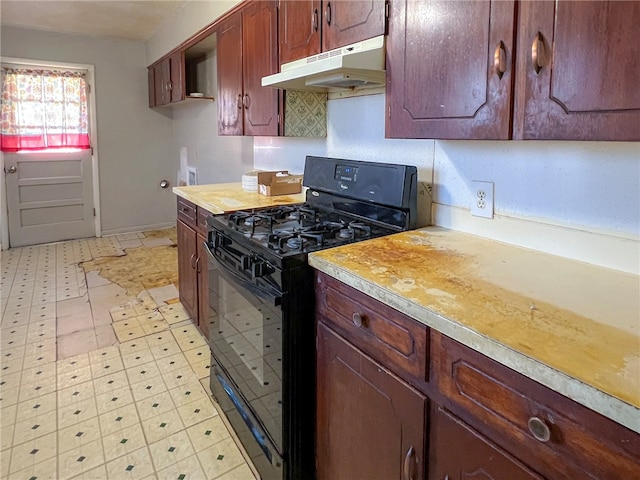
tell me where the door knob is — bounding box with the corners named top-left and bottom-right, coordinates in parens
top-left (5, 165), bottom-right (17, 174)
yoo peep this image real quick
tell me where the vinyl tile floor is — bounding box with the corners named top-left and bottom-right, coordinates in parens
top-left (0, 230), bottom-right (258, 480)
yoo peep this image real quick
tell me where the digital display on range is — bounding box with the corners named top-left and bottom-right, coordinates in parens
top-left (335, 165), bottom-right (358, 182)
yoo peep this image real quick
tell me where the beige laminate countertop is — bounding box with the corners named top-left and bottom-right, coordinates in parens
top-left (173, 183), bottom-right (306, 214)
top-left (308, 227), bottom-right (640, 433)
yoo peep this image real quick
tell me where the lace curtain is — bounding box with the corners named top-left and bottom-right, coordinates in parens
top-left (0, 68), bottom-right (90, 152)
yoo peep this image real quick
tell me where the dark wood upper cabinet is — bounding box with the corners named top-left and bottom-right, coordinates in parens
top-left (242, 0), bottom-right (280, 136)
top-left (386, 0), bottom-right (517, 139)
top-left (322, 0), bottom-right (387, 52)
top-left (168, 51), bottom-right (184, 103)
top-left (216, 13), bottom-right (243, 135)
top-left (316, 322), bottom-right (426, 480)
top-left (148, 67), bottom-right (155, 107)
top-left (217, 1), bottom-right (279, 136)
top-left (279, 0), bottom-right (321, 65)
top-left (513, 0), bottom-right (640, 140)
top-left (149, 52), bottom-right (185, 107)
top-left (278, 0), bottom-right (387, 66)
top-left (387, 0), bottom-right (640, 141)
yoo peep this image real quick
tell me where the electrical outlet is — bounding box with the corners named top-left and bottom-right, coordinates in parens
top-left (471, 181), bottom-right (494, 218)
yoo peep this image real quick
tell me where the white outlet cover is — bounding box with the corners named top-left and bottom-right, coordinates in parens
top-left (471, 180), bottom-right (494, 218)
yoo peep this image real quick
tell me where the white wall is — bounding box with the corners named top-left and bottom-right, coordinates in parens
top-left (172, 100), bottom-right (254, 185)
top-left (253, 94), bottom-right (640, 274)
top-left (0, 26), bottom-right (176, 235)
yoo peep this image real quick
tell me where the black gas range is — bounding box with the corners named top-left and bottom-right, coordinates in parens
top-left (205, 156), bottom-right (418, 480)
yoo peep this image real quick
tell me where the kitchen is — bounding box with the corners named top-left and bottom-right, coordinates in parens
top-left (1, 1), bottom-right (639, 479)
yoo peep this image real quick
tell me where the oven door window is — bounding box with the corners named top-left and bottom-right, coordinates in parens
top-left (209, 256), bottom-right (283, 452)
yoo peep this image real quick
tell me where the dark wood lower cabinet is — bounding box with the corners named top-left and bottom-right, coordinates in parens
top-left (176, 198), bottom-right (210, 339)
top-left (316, 322), bottom-right (426, 480)
top-left (429, 405), bottom-right (545, 480)
top-left (314, 272), bottom-right (640, 480)
top-left (177, 218), bottom-right (197, 319)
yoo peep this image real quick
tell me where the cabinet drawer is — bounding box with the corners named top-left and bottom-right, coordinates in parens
top-left (177, 198), bottom-right (197, 228)
top-left (434, 332), bottom-right (640, 479)
top-left (315, 272), bottom-right (428, 388)
top-left (196, 206), bottom-right (211, 236)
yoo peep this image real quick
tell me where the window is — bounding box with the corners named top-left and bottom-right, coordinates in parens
top-left (0, 68), bottom-right (90, 152)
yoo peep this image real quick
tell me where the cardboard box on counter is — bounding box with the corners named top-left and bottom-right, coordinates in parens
top-left (258, 171), bottom-right (303, 196)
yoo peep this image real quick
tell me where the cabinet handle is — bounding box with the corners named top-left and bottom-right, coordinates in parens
top-left (402, 445), bottom-right (417, 480)
top-left (325, 2), bottom-right (332, 26)
top-left (243, 94), bottom-right (250, 109)
top-left (237, 94), bottom-right (243, 109)
top-left (531, 32), bottom-right (546, 74)
top-left (167, 81), bottom-right (173, 91)
top-left (312, 9), bottom-right (319, 31)
top-left (494, 41), bottom-right (507, 79)
top-left (195, 256), bottom-right (201, 274)
top-left (528, 416), bottom-right (551, 442)
top-left (352, 312), bottom-right (363, 327)
top-left (190, 253), bottom-right (196, 269)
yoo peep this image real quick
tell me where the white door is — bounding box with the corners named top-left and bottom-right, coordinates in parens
top-left (4, 150), bottom-right (95, 247)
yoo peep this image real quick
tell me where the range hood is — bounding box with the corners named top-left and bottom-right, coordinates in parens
top-left (262, 35), bottom-right (386, 92)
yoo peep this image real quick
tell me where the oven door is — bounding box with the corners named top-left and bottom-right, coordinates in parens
top-left (205, 237), bottom-right (284, 472)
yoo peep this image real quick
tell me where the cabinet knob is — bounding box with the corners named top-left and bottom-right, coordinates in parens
top-left (325, 2), bottom-right (332, 26)
top-left (352, 312), bottom-right (363, 327)
top-left (402, 445), bottom-right (417, 480)
top-left (528, 416), bottom-right (551, 442)
top-left (531, 32), bottom-right (546, 74)
top-left (494, 41), bottom-right (507, 79)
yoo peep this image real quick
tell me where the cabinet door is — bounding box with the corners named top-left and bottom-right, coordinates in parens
top-left (279, 0), bottom-right (321, 65)
top-left (514, 1), bottom-right (640, 140)
top-left (177, 220), bottom-right (198, 320)
top-left (147, 67), bottom-right (156, 107)
top-left (217, 14), bottom-right (244, 135)
top-left (196, 234), bottom-right (209, 339)
top-left (322, 0), bottom-right (387, 52)
top-left (242, 0), bottom-right (279, 136)
top-left (154, 59), bottom-right (171, 106)
top-left (317, 322), bottom-right (426, 480)
top-left (429, 405), bottom-right (545, 480)
top-left (169, 51), bottom-right (184, 103)
top-left (386, 0), bottom-right (516, 139)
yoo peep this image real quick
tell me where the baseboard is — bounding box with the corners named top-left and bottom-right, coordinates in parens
top-left (100, 222), bottom-right (175, 237)
top-left (432, 203), bottom-right (639, 275)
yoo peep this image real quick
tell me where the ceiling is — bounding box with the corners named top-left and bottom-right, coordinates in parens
top-left (0, 1), bottom-right (189, 42)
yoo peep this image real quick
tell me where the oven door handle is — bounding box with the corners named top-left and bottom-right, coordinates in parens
top-left (205, 242), bottom-right (283, 306)
top-left (214, 368), bottom-right (283, 466)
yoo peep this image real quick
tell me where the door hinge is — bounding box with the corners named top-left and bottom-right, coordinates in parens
top-left (385, 0), bottom-right (390, 21)
top-left (388, 105), bottom-right (391, 119)
top-left (90, 147), bottom-right (94, 155)
top-left (87, 84), bottom-right (91, 93)
top-left (93, 208), bottom-right (96, 217)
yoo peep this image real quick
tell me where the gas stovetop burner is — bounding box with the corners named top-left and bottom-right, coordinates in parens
top-left (286, 237), bottom-right (307, 250)
top-left (337, 228), bottom-right (354, 240)
top-left (244, 216), bottom-right (263, 227)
